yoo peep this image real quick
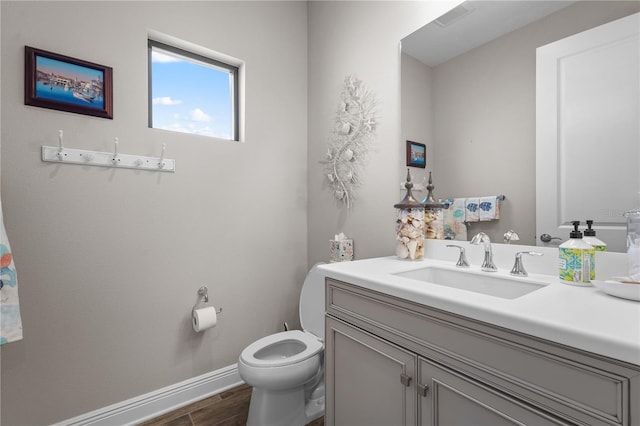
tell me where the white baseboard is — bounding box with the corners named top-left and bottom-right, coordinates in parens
top-left (55, 364), bottom-right (243, 426)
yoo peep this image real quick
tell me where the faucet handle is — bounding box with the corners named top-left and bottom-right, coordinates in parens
top-left (510, 251), bottom-right (543, 277)
top-left (503, 230), bottom-right (520, 244)
top-left (446, 244), bottom-right (470, 268)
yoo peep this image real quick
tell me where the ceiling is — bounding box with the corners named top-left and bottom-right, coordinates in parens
top-left (401, 0), bottom-right (576, 67)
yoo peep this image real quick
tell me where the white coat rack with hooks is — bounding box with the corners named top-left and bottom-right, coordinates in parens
top-left (41, 130), bottom-right (176, 173)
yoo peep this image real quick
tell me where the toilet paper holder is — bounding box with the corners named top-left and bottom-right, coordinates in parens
top-left (193, 286), bottom-right (222, 315)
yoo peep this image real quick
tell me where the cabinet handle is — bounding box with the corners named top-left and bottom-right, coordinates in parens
top-left (400, 373), bottom-right (412, 387)
top-left (417, 383), bottom-right (429, 397)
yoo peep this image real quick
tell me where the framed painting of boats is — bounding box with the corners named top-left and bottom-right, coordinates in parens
top-left (24, 46), bottom-right (113, 119)
top-left (406, 140), bottom-right (426, 168)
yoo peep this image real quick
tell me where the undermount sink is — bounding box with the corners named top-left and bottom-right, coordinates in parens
top-left (394, 266), bottom-right (546, 299)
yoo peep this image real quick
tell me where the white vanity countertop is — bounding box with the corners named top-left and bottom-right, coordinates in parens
top-left (318, 245), bottom-right (640, 366)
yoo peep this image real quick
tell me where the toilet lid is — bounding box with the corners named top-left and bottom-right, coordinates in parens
top-left (299, 263), bottom-right (325, 340)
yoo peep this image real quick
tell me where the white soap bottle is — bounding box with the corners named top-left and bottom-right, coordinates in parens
top-left (583, 220), bottom-right (607, 252)
top-left (559, 221), bottom-right (595, 285)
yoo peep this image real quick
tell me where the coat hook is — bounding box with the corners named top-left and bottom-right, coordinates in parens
top-left (159, 144), bottom-right (166, 169)
top-left (56, 130), bottom-right (65, 161)
top-left (112, 137), bottom-right (120, 165)
top-left (41, 133), bottom-right (175, 172)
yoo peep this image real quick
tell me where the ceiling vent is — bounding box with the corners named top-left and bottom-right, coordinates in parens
top-left (435, 2), bottom-right (474, 27)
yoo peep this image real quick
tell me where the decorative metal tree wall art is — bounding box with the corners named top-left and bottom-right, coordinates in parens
top-left (321, 75), bottom-right (377, 208)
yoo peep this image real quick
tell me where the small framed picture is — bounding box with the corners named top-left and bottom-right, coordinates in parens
top-left (24, 46), bottom-right (113, 119)
top-left (406, 140), bottom-right (426, 168)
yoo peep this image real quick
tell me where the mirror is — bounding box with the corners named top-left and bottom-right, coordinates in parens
top-left (401, 0), bottom-right (639, 252)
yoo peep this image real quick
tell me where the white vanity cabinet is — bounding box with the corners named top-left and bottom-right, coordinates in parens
top-left (324, 278), bottom-right (640, 426)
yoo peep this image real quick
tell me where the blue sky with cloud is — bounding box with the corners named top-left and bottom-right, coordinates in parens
top-left (151, 49), bottom-right (233, 139)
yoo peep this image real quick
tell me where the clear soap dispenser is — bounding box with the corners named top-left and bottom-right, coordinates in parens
top-left (559, 221), bottom-right (595, 285)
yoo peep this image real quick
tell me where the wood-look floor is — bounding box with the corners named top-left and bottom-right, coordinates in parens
top-left (138, 384), bottom-right (324, 426)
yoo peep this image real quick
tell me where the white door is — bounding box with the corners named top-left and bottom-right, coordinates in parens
top-left (536, 13), bottom-right (639, 252)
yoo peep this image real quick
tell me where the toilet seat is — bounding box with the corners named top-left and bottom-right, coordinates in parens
top-left (299, 263), bottom-right (326, 341)
top-left (240, 330), bottom-right (323, 368)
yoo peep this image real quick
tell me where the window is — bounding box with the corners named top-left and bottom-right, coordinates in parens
top-left (148, 39), bottom-right (239, 141)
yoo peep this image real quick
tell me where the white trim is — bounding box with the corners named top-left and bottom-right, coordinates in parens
top-left (55, 364), bottom-right (243, 426)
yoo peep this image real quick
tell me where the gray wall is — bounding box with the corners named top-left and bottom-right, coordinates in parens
top-left (1, 2), bottom-right (307, 424)
top-left (307, 0), bottom-right (460, 265)
top-left (402, 1), bottom-right (640, 245)
top-left (401, 52), bottom-right (434, 199)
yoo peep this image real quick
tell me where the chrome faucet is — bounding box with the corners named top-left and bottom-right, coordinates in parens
top-left (446, 244), bottom-right (470, 268)
top-left (470, 232), bottom-right (497, 272)
top-left (510, 251), bottom-right (543, 277)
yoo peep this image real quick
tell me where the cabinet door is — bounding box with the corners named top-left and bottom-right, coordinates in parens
top-left (418, 357), bottom-right (574, 426)
top-left (325, 316), bottom-right (417, 426)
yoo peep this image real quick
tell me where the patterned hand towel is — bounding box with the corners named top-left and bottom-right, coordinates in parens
top-left (479, 196), bottom-right (500, 221)
top-left (441, 198), bottom-right (468, 240)
top-left (465, 198), bottom-right (480, 222)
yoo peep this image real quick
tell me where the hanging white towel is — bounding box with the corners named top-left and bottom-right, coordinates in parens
top-left (0, 198), bottom-right (22, 345)
top-left (479, 196), bottom-right (500, 221)
top-left (465, 198), bottom-right (480, 222)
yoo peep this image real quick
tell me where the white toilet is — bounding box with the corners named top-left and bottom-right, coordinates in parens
top-left (238, 263), bottom-right (325, 426)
